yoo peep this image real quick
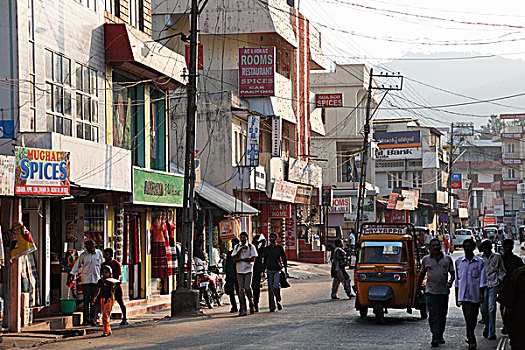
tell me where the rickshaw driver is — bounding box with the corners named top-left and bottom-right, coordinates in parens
top-left (369, 246), bottom-right (391, 263)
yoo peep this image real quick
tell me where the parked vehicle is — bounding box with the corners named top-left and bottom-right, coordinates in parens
top-left (193, 257), bottom-right (224, 309)
top-left (453, 228), bottom-right (474, 249)
top-left (354, 223), bottom-right (426, 324)
top-left (519, 225), bottom-right (525, 243)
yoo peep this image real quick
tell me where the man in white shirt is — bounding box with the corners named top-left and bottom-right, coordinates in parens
top-left (68, 239), bottom-right (104, 325)
top-left (232, 232), bottom-right (258, 316)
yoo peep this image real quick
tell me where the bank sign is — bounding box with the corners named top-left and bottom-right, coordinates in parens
top-left (238, 47), bottom-right (275, 97)
top-left (133, 167), bottom-right (184, 207)
top-left (373, 131), bottom-right (421, 148)
top-left (15, 147), bottom-right (70, 196)
top-left (375, 147), bottom-right (422, 160)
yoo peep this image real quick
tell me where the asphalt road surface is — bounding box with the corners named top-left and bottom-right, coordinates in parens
top-left (43, 248), bottom-right (507, 350)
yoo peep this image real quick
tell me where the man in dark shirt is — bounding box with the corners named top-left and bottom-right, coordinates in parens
top-left (193, 233), bottom-right (207, 261)
top-left (102, 248), bottom-right (128, 325)
top-left (263, 233), bottom-right (288, 312)
top-left (251, 235), bottom-right (266, 312)
top-left (500, 239), bottom-right (523, 334)
top-left (225, 238), bottom-right (240, 313)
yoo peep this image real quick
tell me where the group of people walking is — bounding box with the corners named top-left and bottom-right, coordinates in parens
top-left (224, 232), bottom-right (288, 316)
top-left (417, 237), bottom-right (524, 349)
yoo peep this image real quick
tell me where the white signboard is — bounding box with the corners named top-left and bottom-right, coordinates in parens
top-left (518, 182), bottom-right (525, 194)
top-left (0, 155), bottom-right (14, 196)
top-left (246, 114), bottom-right (260, 166)
top-left (288, 158), bottom-right (323, 188)
top-left (272, 116), bottom-right (282, 157)
top-left (494, 204), bottom-right (505, 217)
top-left (254, 166), bottom-right (266, 191)
top-left (328, 197), bottom-right (352, 213)
top-left (375, 147), bottom-right (422, 160)
top-left (271, 180), bottom-right (297, 203)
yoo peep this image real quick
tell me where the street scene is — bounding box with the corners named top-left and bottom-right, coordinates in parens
top-left (1, 0), bottom-right (525, 349)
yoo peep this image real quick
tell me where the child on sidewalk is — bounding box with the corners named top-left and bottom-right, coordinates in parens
top-left (91, 265), bottom-right (120, 336)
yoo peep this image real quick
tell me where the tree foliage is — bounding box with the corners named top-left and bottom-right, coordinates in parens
top-left (480, 115), bottom-right (504, 139)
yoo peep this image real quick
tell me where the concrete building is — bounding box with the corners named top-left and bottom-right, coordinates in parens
top-left (0, 0), bottom-right (187, 330)
top-left (372, 118), bottom-right (449, 229)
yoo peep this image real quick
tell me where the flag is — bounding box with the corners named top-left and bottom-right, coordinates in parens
top-left (11, 222), bottom-right (37, 261)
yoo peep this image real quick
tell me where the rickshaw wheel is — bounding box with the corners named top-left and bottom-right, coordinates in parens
top-left (373, 304), bottom-right (385, 325)
top-left (359, 307), bottom-right (367, 318)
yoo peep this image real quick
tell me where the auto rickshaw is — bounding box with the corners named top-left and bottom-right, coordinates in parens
top-left (354, 223), bottom-right (426, 324)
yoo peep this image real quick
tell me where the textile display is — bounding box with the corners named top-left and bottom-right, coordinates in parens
top-left (21, 253), bottom-right (40, 306)
top-left (165, 220), bottom-right (177, 275)
top-left (151, 241), bottom-right (168, 279)
top-left (11, 222), bottom-right (37, 261)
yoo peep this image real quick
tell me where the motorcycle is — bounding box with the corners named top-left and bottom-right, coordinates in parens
top-left (193, 257), bottom-right (224, 309)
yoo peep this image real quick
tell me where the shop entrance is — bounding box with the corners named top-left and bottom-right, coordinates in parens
top-left (124, 212), bottom-right (141, 299)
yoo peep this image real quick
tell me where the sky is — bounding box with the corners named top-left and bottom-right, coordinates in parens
top-left (299, 0), bottom-right (525, 127)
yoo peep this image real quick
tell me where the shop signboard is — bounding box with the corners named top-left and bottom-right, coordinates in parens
top-left (502, 159), bottom-right (522, 165)
top-left (373, 131), bottom-right (421, 148)
top-left (501, 133), bottom-right (522, 139)
top-left (238, 47), bottom-right (275, 97)
top-left (315, 93), bottom-right (343, 108)
top-left (271, 181), bottom-right (297, 203)
top-left (494, 197), bottom-right (504, 217)
top-left (246, 114), bottom-right (260, 166)
top-left (272, 116), bottom-right (282, 157)
top-left (451, 173), bottom-right (462, 189)
top-left (400, 190), bottom-right (419, 210)
top-left (457, 189), bottom-right (469, 209)
top-left (375, 147), bottom-right (422, 160)
top-left (294, 184), bottom-right (313, 204)
top-left (14, 147), bottom-right (70, 196)
top-left (483, 217), bottom-right (496, 225)
top-left (501, 113), bottom-right (525, 119)
top-left (387, 192), bottom-right (399, 210)
top-left (328, 197), bottom-right (351, 213)
top-left (288, 158), bottom-right (322, 188)
top-left (132, 167), bottom-right (184, 207)
top-left (254, 166), bottom-right (266, 191)
top-left (518, 181), bottom-right (525, 194)
top-left (0, 155), bottom-right (14, 196)
top-left (268, 203), bottom-right (291, 218)
top-left (284, 206), bottom-right (297, 250)
top-left (384, 210), bottom-right (407, 223)
top-left (219, 219), bottom-right (240, 241)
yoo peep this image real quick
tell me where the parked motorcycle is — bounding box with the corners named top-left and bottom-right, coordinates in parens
top-left (193, 257), bottom-right (224, 309)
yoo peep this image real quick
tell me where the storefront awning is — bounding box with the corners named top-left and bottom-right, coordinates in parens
top-left (104, 24), bottom-right (187, 90)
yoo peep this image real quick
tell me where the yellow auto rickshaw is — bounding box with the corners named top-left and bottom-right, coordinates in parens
top-left (354, 223), bottom-right (426, 324)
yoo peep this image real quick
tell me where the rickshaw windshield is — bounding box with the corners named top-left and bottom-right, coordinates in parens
top-left (360, 241), bottom-right (407, 263)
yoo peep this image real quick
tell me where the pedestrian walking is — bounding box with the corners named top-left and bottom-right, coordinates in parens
top-left (330, 239), bottom-right (354, 299)
top-left (498, 265), bottom-right (525, 349)
top-left (424, 230), bottom-right (432, 253)
top-left (102, 248), bottom-right (128, 325)
top-left (225, 237), bottom-right (240, 313)
top-left (251, 234), bottom-right (266, 312)
top-left (499, 239), bottom-right (522, 334)
top-left (68, 239), bottom-right (104, 326)
top-left (263, 232), bottom-right (288, 312)
top-left (478, 239), bottom-right (505, 341)
top-left (443, 233), bottom-right (451, 255)
top-left (92, 265), bottom-right (119, 337)
top-left (232, 232), bottom-right (258, 316)
top-left (455, 239), bottom-right (487, 350)
top-left (417, 238), bottom-right (455, 347)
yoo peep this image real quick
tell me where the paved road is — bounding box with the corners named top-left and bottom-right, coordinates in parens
top-left (43, 248), bottom-right (506, 350)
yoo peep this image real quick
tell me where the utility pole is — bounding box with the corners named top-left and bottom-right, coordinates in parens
top-left (173, 0), bottom-right (199, 314)
top-left (355, 70), bottom-right (403, 237)
top-left (447, 123), bottom-right (454, 237)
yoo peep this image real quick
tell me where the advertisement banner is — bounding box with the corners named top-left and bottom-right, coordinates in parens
top-left (219, 219), bottom-right (240, 241)
top-left (401, 190), bottom-right (419, 210)
top-left (246, 114), bottom-right (260, 166)
top-left (0, 155), bottom-right (14, 196)
top-left (385, 210), bottom-right (407, 223)
top-left (284, 205), bottom-right (297, 250)
top-left (451, 173), bottom-right (462, 189)
top-left (494, 197), bottom-right (504, 217)
top-left (132, 167), bottom-right (184, 206)
top-left (328, 197), bottom-right (351, 213)
top-left (271, 116), bottom-right (282, 157)
top-left (315, 93), bottom-right (343, 108)
top-left (518, 181), bottom-right (525, 194)
top-left (288, 158), bottom-right (322, 188)
top-left (271, 181), bottom-right (297, 203)
top-left (10, 222), bottom-right (37, 261)
top-left (375, 147), bottom-right (422, 160)
top-left (15, 147), bottom-right (70, 196)
top-left (294, 184), bottom-right (313, 204)
top-left (268, 203), bottom-right (291, 218)
top-left (502, 159), bottom-right (522, 165)
top-left (387, 192), bottom-right (399, 210)
top-left (483, 217), bottom-right (496, 225)
top-left (238, 47), bottom-right (275, 97)
top-left (457, 189), bottom-right (469, 209)
top-left (373, 131), bottom-right (421, 148)
top-left (501, 113), bottom-right (525, 119)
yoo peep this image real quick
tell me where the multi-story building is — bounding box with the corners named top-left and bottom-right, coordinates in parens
top-left (154, 0), bottom-right (326, 261)
top-left (372, 118), bottom-right (449, 230)
top-left (0, 0), bottom-right (187, 330)
top-left (310, 64), bottom-right (379, 236)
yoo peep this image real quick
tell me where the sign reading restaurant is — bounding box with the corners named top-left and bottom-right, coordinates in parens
top-left (133, 167), bottom-right (184, 206)
top-left (15, 147), bottom-right (70, 195)
top-left (238, 47), bottom-right (275, 97)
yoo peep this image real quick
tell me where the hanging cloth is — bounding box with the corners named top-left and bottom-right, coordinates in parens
top-left (151, 220), bottom-right (168, 279)
top-left (165, 220), bottom-right (177, 275)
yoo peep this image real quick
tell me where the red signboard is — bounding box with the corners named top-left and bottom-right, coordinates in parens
top-left (315, 94), bottom-right (343, 108)
top-left (268, 203), bottom-right (291, 218)
top-left (483, 217), bottom-right (496, 225)
top-left (384, 210), bottom-right (407, 223)
top-left (238, 47), bottom-right (275, 97)
top-left (185, 44), bottom-right (204, 70)
top-left (501, 113), bottom-right (525, 119)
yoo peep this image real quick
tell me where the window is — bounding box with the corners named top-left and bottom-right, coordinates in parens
top-left (507, 143), bottom-right (515, 154)
top-left (412, 172), bottom-right (422, 188)
top-left (494, 174), bottom-right (502, 181)
top-left (150, 89), bottom-right (166, 171)
top-left (472, 174), bottom-right (479, 183)
top-left (45, 50), bottom-right (72, 136)
top-left (105, 0), bottom-right (120, 16)
top-left (429, 133), bottom-right (436, 147)
top-left (508, 168), bottom-right (516, 179)
top-left (129, 0), bottom-right (144, 31)
top-left (75, 64), bottom-right (99, 141)
top-left (359, 242), bottom-right (407, 264)
top-left (388, 172), bottom-right (403, 188)
top-left (75, 0), bottom-right (96, 10)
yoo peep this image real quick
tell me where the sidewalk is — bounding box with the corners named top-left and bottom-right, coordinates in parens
top-left (0, 261), bottom-right (329, 349)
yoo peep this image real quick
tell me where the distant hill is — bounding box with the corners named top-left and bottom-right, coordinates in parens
top-left (374, 52), bottom-right (525, 127)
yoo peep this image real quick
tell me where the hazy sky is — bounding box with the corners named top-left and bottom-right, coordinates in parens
top-left (300, 0), bottom-right (525, 127)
